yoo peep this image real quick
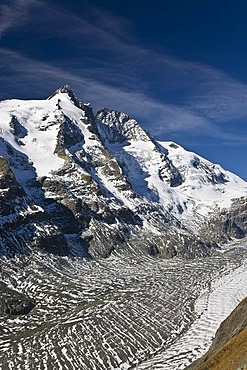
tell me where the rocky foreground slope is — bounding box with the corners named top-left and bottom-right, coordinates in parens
top-left (187, 296), bottom-right (247, 370)
top-left (0, 85), bottom-right (247, 260)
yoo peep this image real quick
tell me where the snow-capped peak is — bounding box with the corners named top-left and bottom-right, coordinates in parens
top-left (47, 85), bottom-right (84, 109)
top-left (0, 88), bottom-right (88, 178)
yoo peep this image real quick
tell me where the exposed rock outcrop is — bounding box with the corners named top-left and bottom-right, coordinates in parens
top-left (200, 197), bottom-right (247, 244)
top-left (0, 282), bottom-right (35, 316)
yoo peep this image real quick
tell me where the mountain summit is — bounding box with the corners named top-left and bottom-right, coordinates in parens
top-left (0, 86), bottom-right (246, 258)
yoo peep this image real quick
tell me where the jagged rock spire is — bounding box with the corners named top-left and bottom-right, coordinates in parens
top-left (47, 85), bottom-right (84, 109)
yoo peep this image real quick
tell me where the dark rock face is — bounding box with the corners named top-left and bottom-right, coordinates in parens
top-left (0, 282), bottom-right (35, 316)
top-left (0, 158), bottom-right (86, 257)
top-left (32, 233), bottom-right (70, 256)
top-left (200, 197), bottom-right (247, 244)
top-left (0, 156), bottom-right (24, 197)
top-left (54, 114), bottom-right (85, 159)
top-left (222, 197), bottom-right (247, 238)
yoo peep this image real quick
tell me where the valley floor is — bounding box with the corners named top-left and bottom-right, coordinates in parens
top-left (1, 239), bottom-right (247, 370)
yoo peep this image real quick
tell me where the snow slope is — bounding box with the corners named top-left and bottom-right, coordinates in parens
top-left (0, 88), bottom-right (104, 179)
top-left (0, 97), bottom-right (65, 177)
top-left (160, 141), bottom-right (247, 215)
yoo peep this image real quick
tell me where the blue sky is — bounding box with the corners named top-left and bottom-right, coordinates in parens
top-left (0, 0), bottom-right (247, 179)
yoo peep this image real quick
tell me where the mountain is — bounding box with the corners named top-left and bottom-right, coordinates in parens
top-left (0, 85), bottom-right (246, 260)
top-left (1, 86), bottom-right (247, 370)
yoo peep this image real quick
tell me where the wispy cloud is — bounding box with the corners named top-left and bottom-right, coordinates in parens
top-left (0, 0), bottom-right (40, 38)
top-left (1, 47), bottom-right (244, 145)
top-left (36, 4), bottom-right (247, 127)
top-left (1, 1), bottom-right (247, 145)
